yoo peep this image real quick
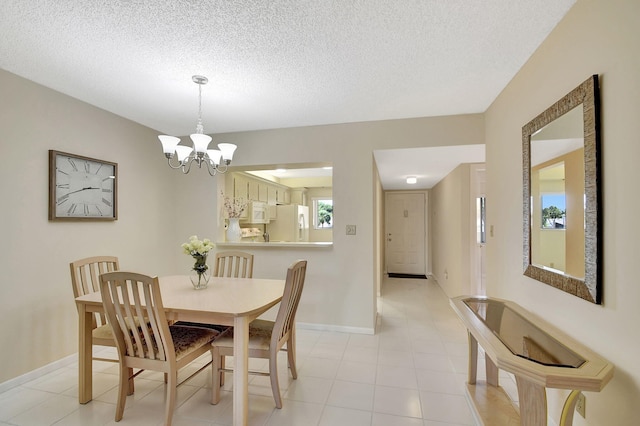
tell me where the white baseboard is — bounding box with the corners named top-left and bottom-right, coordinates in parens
top-left (0, 353), bottom-right (78, 394)
top-left (296, 322), bottom-right (375, 335)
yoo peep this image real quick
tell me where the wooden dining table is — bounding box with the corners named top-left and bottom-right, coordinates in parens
top-left (75, 275), bottom-right (285, 426)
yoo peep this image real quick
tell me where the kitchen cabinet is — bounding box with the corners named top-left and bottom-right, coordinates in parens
top-left (234, 175), bottom-right (249, 200)
top-left (290, 188), bottom-right (307, 205)
top-left (267, 186), bottom-right (277, 205)
top-left (230, 172), bottom-right (290, 205)
top-left (258, 183), bottom-right (268, 202)
top-left (248, 179), bottom-right (259, 201)
top-left (276, 188), bottom-right (290, 204)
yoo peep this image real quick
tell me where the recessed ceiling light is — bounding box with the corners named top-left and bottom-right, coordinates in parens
top-left (406, 176), bottom-right (417, 184)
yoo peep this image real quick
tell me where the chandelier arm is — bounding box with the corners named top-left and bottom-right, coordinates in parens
top-left (214, 162), bottom-right (230, 174)
top-left (204, 160), bottom-right (219, 176)
top-left (181, 156), bottom-right (195, 174)
top-left (166, 156), bottom-right (186, 170)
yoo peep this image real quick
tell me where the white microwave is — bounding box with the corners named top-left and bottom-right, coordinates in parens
top-left (241, 201), bottom-right (270, 224)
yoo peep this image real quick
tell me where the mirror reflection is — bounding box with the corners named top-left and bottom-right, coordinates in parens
top-left (530, 105), bottom-right (585, 277)
top-left (522, 75), bottom-right (601, 304)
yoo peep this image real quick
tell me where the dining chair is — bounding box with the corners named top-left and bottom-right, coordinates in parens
top-left (211, 259), bottom-right (307, 408)
top-left (175, 250), bottom-right (254, 383)
top-left (100, 271), bottom-right (225, 426)
top-left (70, 255), bottom-right (136, 395)
top-left (213, 250), bottom-right (254, 278)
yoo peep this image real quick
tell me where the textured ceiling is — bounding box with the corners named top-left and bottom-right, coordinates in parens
top-left (0, 0), bottom-right (575, 188)
top-left (374, 145), bottom-right (486, 190)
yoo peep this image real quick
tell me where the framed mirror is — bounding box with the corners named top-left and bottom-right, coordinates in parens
top-left (522, 75), bottom-right (601, 304)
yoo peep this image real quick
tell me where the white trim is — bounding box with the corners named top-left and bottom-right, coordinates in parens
top-left (0, 353), bottom-right (78, 394)
top-left (296, 322), bottom-right (375, 335)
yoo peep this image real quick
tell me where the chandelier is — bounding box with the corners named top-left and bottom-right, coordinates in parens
top-left (158, 75), bottom-right (237, 176)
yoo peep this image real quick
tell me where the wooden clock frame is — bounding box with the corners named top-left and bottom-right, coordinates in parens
top-left (48, 150), bottom-right (118, 221)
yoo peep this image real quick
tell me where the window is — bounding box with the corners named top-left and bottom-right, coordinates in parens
top-left (313, 198), bottom-right (333, 229)
top-left (476, 197), bottom-right (486, 244)
top-left (541, 194), bottom-right (566, 229)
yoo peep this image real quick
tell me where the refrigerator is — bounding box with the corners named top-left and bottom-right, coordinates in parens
top-left (268, 205), bottom-right (309, 242)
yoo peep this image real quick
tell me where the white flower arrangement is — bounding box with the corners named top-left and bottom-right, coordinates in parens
top-left (222, 192), bottom-right (248, 218)
top-left (181, 235), bottom-right (215, 257)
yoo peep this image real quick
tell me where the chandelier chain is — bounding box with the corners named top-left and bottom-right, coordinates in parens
top-left (195, 79), bottom-right (204, 134)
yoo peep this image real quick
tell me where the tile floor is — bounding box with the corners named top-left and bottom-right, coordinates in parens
top-left (0, 276), bottom-right (517, 425)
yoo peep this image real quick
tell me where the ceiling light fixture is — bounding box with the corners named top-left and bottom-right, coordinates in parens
top-left (406, 176), bottom-right (417, 184)
top-left (158, 75), bottom-right (236, 176)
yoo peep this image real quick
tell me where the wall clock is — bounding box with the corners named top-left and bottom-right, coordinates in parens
top-left (48, 150), bottom-right (118, 221)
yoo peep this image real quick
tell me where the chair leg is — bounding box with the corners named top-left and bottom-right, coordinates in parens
top-left (287, 335), bottom-right (297, 380)
top-left (220, 355), bottom-right (225, 387)
top-left (115, 363), bottom-right (129, 421)
top-left (165, 371), bottom-right (177, 426)
top-left (269, 352), bottom-right (283, 409)
top-left (211, 347), bottom-right (222, 404)
top-left (127, 367), bottom-right (135, 395)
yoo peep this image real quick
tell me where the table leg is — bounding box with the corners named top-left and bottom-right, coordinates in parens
top-left (467, 332), bottom-right (478, 384)
top-left (78, 306), bottom-right (93, 403)
top-left (515, 375), bottom-right (547, 426)
top-left (485, 356), bottom-right (499, 387)
top-left (233, 316), bottom-right (250, 426)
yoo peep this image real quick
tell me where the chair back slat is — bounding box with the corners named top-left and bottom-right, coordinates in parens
top-left (100, 271), bottom-right (173, 363)
top-left (213, 251), bottom-right (254, 278)
top-left (272, 260), bottom-right (307, 346)
top-left (70, 256), bottom-right (119, 328)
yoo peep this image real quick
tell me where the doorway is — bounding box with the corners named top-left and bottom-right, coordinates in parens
top-left (470, 164), bottom-right (486, 296)
top-left (385, 192), bottom-right (427, 277)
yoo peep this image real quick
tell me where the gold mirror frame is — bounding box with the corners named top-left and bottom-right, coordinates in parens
top-left (523, 75), bottom-right (601, 304)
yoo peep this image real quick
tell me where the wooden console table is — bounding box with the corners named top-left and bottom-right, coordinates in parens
top-left (450, 296), bottom-right (613, 426)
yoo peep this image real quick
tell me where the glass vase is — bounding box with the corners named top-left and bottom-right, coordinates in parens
top-left (190, 255), bottom-right (210, 289)
top-left (226, 217), bottom-right (242, 242)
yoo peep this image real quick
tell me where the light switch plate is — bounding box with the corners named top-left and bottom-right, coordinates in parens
top-left (346, 225), bottom-right (356, 235)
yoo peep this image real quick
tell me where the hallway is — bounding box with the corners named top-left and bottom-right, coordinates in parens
top-left (0, 276), bottom-right (512, 425)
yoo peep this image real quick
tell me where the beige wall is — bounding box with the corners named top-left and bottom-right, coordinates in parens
top-left (0, 69), bottom-right (187, 383)
top-left (430, 164), bottom-right (472, 297)
top-left (0, 66), bottom-right (484, 383)
top-left (210, 115), bottom-right (483, 333)
top-left (485, 0), bottom-right (640, 423)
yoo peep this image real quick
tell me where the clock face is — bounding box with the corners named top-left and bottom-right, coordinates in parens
top-left (49, 151), bottom-right (117, 220)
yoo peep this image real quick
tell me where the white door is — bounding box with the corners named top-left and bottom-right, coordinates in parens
top-left (385, 192), bottom-right (426, 275)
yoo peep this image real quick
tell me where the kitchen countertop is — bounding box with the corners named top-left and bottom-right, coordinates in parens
top-left (216, 241), bottom-right (332, 248)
